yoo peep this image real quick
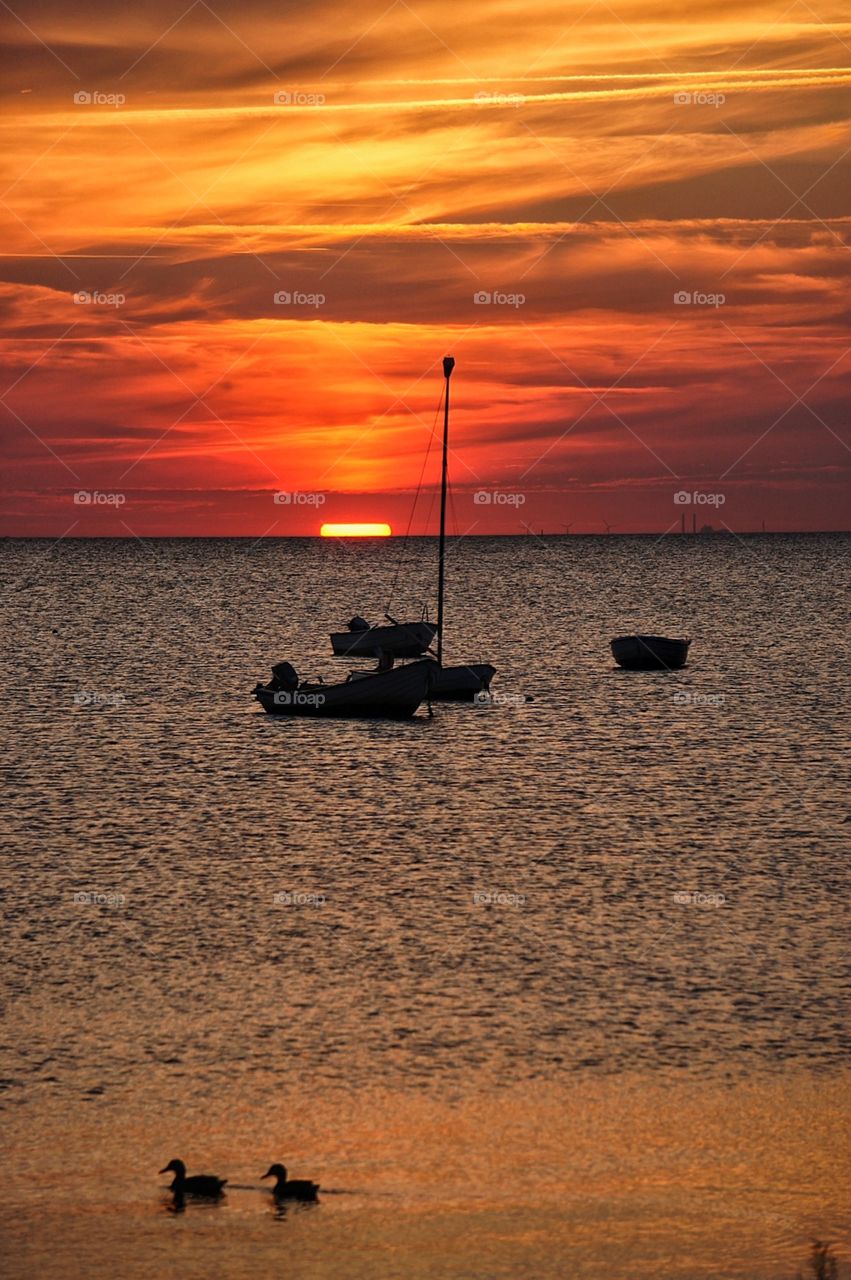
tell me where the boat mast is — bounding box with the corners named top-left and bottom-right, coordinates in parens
top-left (437, 355), bottom-right (454, 666)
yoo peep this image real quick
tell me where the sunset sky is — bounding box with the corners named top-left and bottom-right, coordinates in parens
top-left (1, 0), bottom-right (850, 534)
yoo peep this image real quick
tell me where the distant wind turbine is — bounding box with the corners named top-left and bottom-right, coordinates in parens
top-left (561, 522), bottom-right (574, 533)
top-left (602, 520), bottom-right (615, 534)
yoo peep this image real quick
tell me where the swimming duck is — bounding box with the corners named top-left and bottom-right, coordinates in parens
top-left (159, 1158), bottom-right (226, 1197)
top-left (261, 1163), bottom-right (319, 1201)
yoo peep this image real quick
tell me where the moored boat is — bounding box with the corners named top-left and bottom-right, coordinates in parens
top-left (428, 356), bottom-right (498, 699)
top-left (431, 662), bottom-right (496, 699)
top-left (611, 635), bottom-right (691, 670)
top-left (330, 616), bottom-right (436, 658)
top-left (254, 658), bottom-right (437, 719)
top-left (329, 357), bottom-right (498, 702)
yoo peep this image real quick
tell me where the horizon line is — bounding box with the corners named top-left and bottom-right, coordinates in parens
top-left (3, 529), bottom-right (849, 540)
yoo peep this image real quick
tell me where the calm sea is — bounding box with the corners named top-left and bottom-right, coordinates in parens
top-left (1, 534), bottom-right (849, 1279)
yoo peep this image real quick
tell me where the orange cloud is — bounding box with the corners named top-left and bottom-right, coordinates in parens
top-left (1, 0), bottom-right (849, 533)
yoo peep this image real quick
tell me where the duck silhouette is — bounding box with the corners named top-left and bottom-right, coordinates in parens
top-left (159, 1158), bottom-right (226, 1197)
top-left (261, 1163), bottom-right (319, 1201)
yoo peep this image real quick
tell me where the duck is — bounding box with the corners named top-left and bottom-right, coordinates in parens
top-left (159, 1158), bottom-right (226, 1197)
top-left (261, 1162), bottom-right (319, 1201)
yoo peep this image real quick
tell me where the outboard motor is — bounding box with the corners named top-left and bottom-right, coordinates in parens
top-left (269, 661), bottom-right (299, 692)
top-left (347, 616), bottom-right (370, 632)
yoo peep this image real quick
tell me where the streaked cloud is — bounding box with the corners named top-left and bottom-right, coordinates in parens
top-left (1, 0), bottom-right (849, 532)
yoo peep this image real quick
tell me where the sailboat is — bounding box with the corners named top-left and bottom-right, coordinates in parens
top-left (429, 356), bottom-right (496, 699)
top-left (331, 357), bottom-right (495, 698)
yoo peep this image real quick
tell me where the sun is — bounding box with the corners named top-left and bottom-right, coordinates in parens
top-left (320, 523), bottom-right (392, 537)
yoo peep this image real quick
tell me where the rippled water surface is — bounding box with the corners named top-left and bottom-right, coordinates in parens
top-left (1, 534), bottom-right (849, 1278)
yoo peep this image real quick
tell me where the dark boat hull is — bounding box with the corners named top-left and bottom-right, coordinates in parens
top-left (430, 663), bottom-right (496, 700)
top-left (611, 635), bottom-right (690, 670)
top-left (330, 621), bottom-right (437, 658)
top-left (255, 659), bottom-right (437, 718)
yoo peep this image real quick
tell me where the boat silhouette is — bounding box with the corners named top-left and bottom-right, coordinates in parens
top-left (611, 635), bottom-right (691, 670)
top-left (253, 657), bottom-right (437, 719)
top-left (330, 356), bottom-right (496, 700)
top-left (330, 614), bottom-right (437, 658)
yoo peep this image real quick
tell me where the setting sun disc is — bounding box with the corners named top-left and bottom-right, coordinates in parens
top-left (320, 522), bottom-right (392, 538)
